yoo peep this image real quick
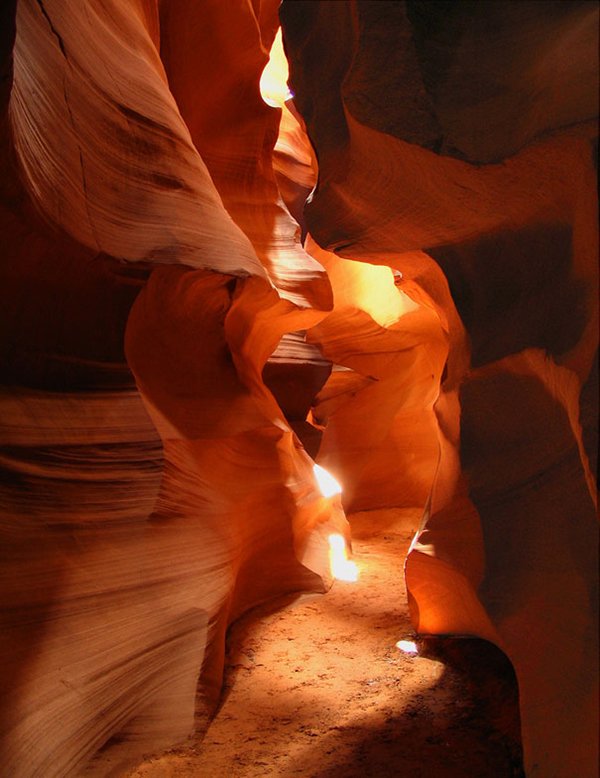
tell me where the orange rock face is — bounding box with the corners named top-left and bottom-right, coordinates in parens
top-left (0, 1), bottom-right (597, 776)
top-left (1, 1), bottom-right (342, 775)
top-left (282, 2), bottom-right (598, 777)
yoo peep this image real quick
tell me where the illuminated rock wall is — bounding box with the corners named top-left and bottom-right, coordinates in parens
top-left (0, 0), bottom-right (597, 776)
top-left (281, 2), bottom-right (598, 776)
top-left (0, 1), bottom-right (345, 775)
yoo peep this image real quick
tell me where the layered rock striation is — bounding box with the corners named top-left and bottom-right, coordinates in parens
top-left (0, 1), bottom-right (597, 776)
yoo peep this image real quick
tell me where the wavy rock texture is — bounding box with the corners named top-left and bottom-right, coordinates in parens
top-left (158, 0), bottom-right (336, 457)
top-left (1, 0), bottom-right (598, 777)
top-left (281, 2), bottom-right (598, 777)
top-left (1, 1), bottom-right (346, 776)
top-left (306, 237), bottom-right (445, 514)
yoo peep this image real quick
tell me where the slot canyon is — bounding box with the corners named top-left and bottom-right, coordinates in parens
top-left (0, 1), bottom-right (597, 776)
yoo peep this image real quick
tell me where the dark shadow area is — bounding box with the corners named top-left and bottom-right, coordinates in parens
top-left (302, 637), bottom-right (524, 778)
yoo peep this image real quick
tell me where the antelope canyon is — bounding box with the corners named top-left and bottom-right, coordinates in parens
top-left (0, 1), bottom-right (597, 777)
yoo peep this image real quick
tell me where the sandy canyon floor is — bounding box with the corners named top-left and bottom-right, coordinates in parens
top-left (127, 508), bottom-right (524, 778)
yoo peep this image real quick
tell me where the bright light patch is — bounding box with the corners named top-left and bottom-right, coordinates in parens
top-left (329, 534), bottom-right (345, 553)
top-left (259, 28), bottom-right (293, 108)
top-left (313, 463), bottom-right (342, 498)
top-left (328, 533), bottom-right (359, 582)
top-left (396, 640), bottom-right (419, 655)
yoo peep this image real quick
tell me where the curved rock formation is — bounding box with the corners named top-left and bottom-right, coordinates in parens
top-left (306, 237), bottom-right (445, 514)
top-left (1, 1), bottom-right (345, 775)
top-left (281, 2), bottom-right (598, 776)
top-left (1, 0), bottom-right (598, 776)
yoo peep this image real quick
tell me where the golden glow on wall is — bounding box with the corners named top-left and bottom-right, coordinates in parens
top-left (305, 237), bottom-right (420, 328)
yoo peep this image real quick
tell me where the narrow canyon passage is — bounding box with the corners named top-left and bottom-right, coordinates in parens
top-left (1, 3), bottom-right (597, 776)
top-left (127, 509), bottom-right (523, 778)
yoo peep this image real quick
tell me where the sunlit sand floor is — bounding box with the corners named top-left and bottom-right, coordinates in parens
top-left (127, 508), bottom-right (523, 777)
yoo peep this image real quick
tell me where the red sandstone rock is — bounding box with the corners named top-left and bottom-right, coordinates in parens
top-left (282, 2), bottom-right (598, 776)
top-left (1, 2), bottom-right (344, 775)
top-left (0, 0), bottom-right (597, 776)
